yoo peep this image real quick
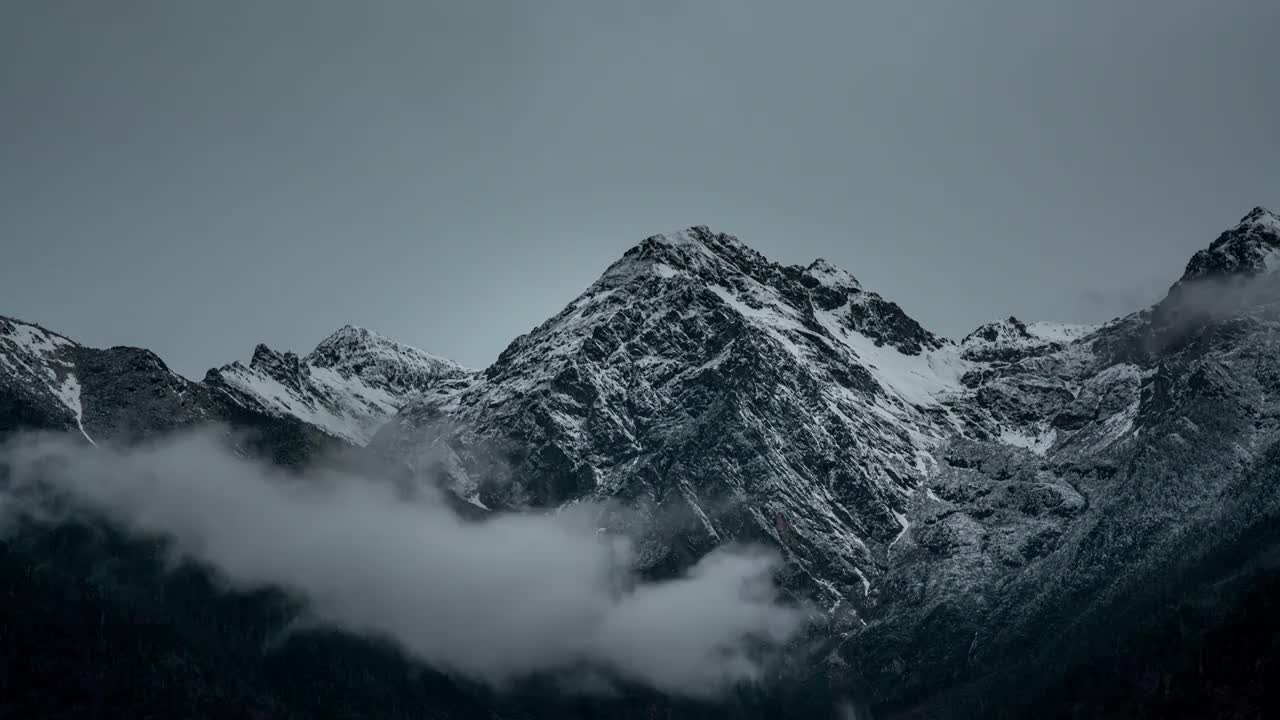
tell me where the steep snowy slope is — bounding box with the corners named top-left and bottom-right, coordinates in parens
top-left (0, 316), bottom-right (92, 441)
top-left (206, 325), bottom-right (473, 445)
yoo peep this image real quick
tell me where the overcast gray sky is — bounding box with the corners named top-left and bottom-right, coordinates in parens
top-left (2, 0), bottom-right (1277, 378)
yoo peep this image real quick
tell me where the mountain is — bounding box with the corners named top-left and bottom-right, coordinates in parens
top-left (368, 226), bottom-right (1114, 618)
top-left (0, 315), bottom-right (257, 447)
top-left (0, 319), bottom-right (466, 464)
top-left (1180, 205), bottom-right (1280, 281)
top-left (372, 208), bottom-right (1280, 715)
top-left (375, 227), bottom-right (985, 609)
top-left (206, 324), bottom-right (473, 445)
top-left (0, 317), bottom-right (93, 440)
top-left (959, 316), bottom-right (1096, 363)
top-left (4, 206), bottom-right (1280, 718)
top-left (843, 206), bottom-right (1280, 714)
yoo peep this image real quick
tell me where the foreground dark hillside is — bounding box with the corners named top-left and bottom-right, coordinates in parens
top-left (0, 523), bottom-right (489, 720)
top-left (1010, 564), bottom-right (1280, 719)
top-left (4, 517), bottom-right (1280, 720)
top-left (0, 518), bottom-right (823, 720)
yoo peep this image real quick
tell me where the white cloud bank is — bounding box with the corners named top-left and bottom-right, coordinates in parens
top-left (0, 430), bottom-right (805, 699)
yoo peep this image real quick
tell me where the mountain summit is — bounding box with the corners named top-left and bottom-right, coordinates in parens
top-left (1181, 205), bottom-right (1280, 281)
top-left (207, 325), bottom-right (473, 445)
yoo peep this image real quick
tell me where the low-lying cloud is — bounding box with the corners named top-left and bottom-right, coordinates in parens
top-left (0, 430), bottom-right (805, 699)
top-left (1148, 270), bottom-right (1280, 353)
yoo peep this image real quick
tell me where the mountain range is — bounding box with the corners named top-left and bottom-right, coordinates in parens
top-left (3, 206), bottom-right (1280, 718)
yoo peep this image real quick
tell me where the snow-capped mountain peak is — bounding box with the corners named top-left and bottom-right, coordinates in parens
top-left (960, 316), bottom-right (1097, 362)
top-left (802, 258), bottom-right (862, 293)
top-left (305, 324), bottom-right (470, 392)
top-left (595, 225), bottom-right (768, 288)
top-left (1180, 205), bottom-right (1280, 281)
top-left (206, 326), bottom-right (471, 445)
top-left (644, 224), bottom-right (750, 253)
top-left (1240, 205), bottom-right (1280, 231)
top-left (249, 343), bottom-right (308, 380)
